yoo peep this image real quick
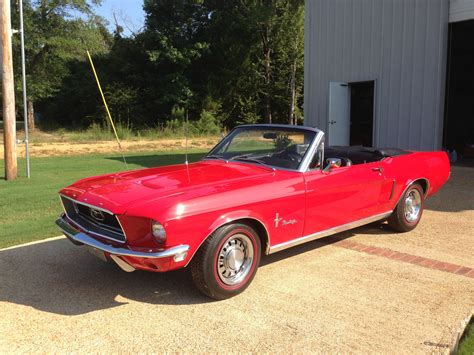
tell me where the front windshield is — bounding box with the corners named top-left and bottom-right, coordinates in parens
top-left (205, 126), bottom-right (316, 170)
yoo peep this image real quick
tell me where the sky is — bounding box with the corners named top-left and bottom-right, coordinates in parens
top-left (94, 0), bottom-right (145, 36)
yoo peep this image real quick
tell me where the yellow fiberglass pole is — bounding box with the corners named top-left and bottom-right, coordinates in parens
top-left (86, 49), bottom-right (128, 168)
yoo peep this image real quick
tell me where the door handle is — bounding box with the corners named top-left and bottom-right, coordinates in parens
top-left (329, 120), bottom-right (337, 125)
top-left (372, 167), bottom-right (384, 173)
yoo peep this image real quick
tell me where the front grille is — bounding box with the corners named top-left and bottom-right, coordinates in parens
top-left (60, 196), bottom-right (126, 243)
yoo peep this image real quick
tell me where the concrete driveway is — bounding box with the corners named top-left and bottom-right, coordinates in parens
top-left (1, 166), bottom-right (473, 353)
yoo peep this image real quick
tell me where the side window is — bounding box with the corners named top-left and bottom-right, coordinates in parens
top-left (309, 142), bottom-right (324, 170)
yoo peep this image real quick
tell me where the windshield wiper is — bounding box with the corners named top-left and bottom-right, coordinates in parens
top-left (203, 155), bottom-right (224, 160)
top-left (230, 157), bottom-right (275, 170)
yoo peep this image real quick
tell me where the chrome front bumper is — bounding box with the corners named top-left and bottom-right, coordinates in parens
top-left (56, 215), bottom-right (190, 271)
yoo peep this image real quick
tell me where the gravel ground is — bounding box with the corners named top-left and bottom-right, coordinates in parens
top-left (0, 166), bottom-right (473, 353)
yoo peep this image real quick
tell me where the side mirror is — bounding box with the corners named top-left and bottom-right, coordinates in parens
top-left (323, 158), bottom-right (342, 173)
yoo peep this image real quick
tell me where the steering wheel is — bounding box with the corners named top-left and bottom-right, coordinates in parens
top-left (280, 150), bottom-right (302, 163)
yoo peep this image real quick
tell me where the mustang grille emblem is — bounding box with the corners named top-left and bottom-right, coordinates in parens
top-left (90, 208), bottom-right (105, 222)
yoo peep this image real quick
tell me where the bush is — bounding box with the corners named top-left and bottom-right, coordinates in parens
top-left (274, 134), bottom-right (292, 150)
top-left (162, 108), bottom-right (221, 136)
top-left (193, 110), bottom-right (221, 135)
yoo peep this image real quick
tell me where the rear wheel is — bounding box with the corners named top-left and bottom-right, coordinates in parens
top-left (388, 183), bottom-right (424, 232)
top-left (190, 223), bottom-right (261, 300)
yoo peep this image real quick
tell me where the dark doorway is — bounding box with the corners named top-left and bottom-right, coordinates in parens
top-left (349, 81), bottom-right (375, 147)
top-left (444, 20), bottom-right (474, 157)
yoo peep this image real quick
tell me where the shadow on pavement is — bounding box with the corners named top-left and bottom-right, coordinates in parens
top-left (0, 224), bottom-right (380, 316)
top-left (0, 238), bottom-right (209, 315)
top-left (424, 166), bottom-right (474, 213)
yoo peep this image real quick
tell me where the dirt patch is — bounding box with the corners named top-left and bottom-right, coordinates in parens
top-left (0, 138), bottom-right (219, 158)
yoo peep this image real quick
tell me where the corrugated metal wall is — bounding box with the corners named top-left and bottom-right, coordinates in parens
top-left (450, 0), bottom-right (474, 22)
top-left (304, 0), bottom-right (449, 150)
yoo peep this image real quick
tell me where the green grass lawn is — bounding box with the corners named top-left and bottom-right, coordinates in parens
top-left (457, 318), bottom-right (474, 355)
top-left (0, 150), bottom-right (206, 249)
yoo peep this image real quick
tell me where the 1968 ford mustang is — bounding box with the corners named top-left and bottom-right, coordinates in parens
top-left (56, 124), bottom-right (450, 299)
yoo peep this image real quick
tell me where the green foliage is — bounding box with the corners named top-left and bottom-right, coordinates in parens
top-left (11, 0), bottom-right (110, 106)
top-left (273, 134), bottom-right (292, 151)
top-left (163, 109), bottom-right (221, 136)
top-left (204, 0), bottom-right (305, 125)
top-left (13, 0), bottom-right (305, 132)
top-left (171, 106), bottom-right (186, 121)
top-left (457, 319), bottom-right (474, 355)
top-left (193, 110), bottom-right (221, 135)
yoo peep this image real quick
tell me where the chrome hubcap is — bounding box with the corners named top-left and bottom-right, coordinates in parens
top-left (404, 189), bottom-right (422, 223)
top-left (217, 234), bottom-right (254, 286)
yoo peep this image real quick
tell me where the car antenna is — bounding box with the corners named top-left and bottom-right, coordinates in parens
top-left (185, 109), bottom-right (189, 165)
top-left (84, 42), bottom-right (128, 170)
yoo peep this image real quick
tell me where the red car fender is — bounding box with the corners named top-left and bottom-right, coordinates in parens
top-left (383, 151), bottom-right (450, 211)
top-left (183, 209), bottom-right (271, 266)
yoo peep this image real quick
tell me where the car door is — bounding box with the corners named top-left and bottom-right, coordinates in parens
top-left (257, 170), bottom-right (307, 247)
top-left (302, 161), bottom-right (388, 236)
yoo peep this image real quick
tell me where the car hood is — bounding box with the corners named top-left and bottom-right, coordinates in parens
top-left (60, 160), bottom-right (276, 216)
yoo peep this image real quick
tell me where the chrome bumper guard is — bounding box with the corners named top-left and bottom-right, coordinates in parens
top-left (56, 215), bottom-right (190, 264)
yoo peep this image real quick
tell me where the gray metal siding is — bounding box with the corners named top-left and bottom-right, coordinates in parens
top-left (450, 0), bottom-right (474, 22)
top-left (304, 0), bottom-right (449, 150)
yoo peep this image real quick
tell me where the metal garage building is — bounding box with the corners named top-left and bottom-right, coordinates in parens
top-left (304, 0), bottom-right (474, 154)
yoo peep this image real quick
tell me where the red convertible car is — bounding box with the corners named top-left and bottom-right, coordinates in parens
top-left (56, 124), bottom-right (450, 299)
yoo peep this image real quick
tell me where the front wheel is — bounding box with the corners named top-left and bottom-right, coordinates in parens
top-left (388, 183), bottom-right (424, 232)
top-left (190, 223), bottom-right (261, 300)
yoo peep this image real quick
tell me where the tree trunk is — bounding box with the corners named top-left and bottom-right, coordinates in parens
top-left (27, 100), bottom-right (35, 131)
top-left (263, 29), bottom-right (272, 124)
top-left (1, 0), bottom-right (17, 180)
top-left (289, 60), bottom-right (297, 125)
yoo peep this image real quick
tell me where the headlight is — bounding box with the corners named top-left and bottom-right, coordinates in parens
top-left (151, 220), bottom-right (167, 243)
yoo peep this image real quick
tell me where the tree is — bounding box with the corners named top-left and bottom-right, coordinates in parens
top-left (271, 0), bottom-right (304, 124)
top-left (16, 0), bottom-right (306, 131)
top-left (199, 0), bottom-right (305, 126)
top-left (140, 0), bottom-right (210, 116)
top-left (11, 0), bottom-right (110, 129)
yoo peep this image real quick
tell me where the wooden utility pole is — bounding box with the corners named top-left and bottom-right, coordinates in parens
top-left (1, 0), bottom-right (17, 180)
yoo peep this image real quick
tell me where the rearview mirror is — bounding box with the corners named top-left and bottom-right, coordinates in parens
top-left (263, 132), bottom-right (277, 139)
top-left (323, 158), bottom-right (342, 173)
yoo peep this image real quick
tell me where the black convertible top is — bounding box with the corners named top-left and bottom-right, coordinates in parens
top-left (326, 146), bottom-right (411, 165)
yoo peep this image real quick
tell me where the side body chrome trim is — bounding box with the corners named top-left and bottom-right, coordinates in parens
top-left (268, 211), bottom-right (392, 254)
top-left (56, 216), bottom-right (189, 259)
top-left (389, 180), bottom-right (396, 200)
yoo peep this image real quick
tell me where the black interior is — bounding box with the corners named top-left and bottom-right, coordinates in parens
top-left (258, 144), bottom-right (307, 169)
top-left (221, 143), bottom-right (308, 170)
top-left (223, 143), bottom-right (411, 170)
top-left (325, 146), bottom-right (411, 165)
